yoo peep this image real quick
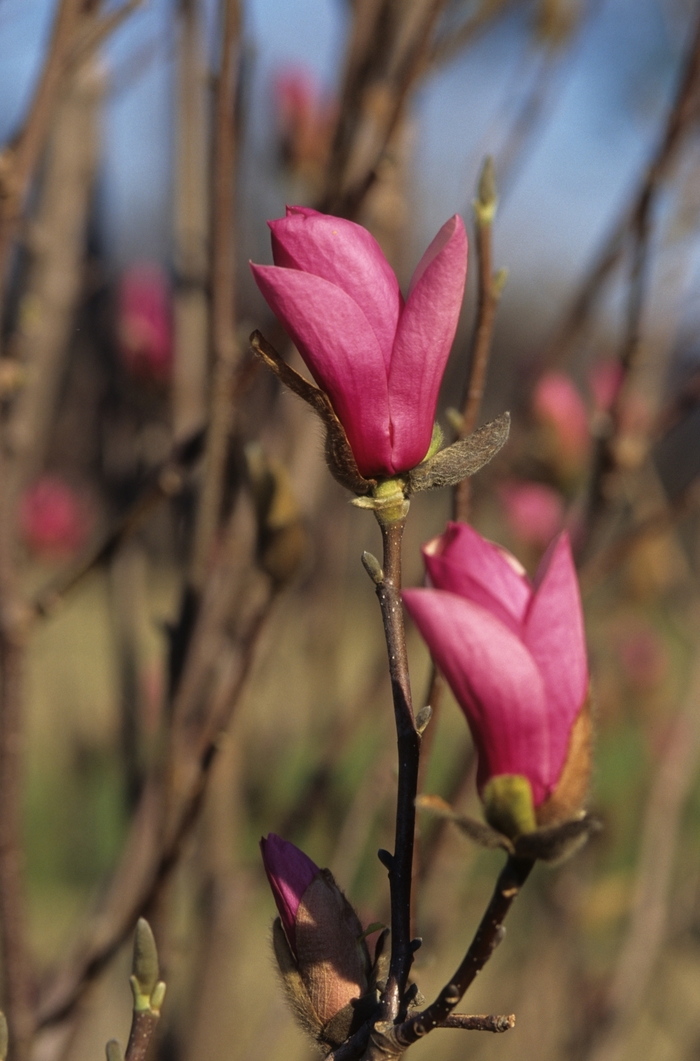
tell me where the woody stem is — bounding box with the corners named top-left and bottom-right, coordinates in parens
top-left (374, 515), bottom-right (420, 1023)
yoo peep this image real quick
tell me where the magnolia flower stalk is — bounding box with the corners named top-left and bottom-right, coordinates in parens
top-left (404, 523), bottom-right (590, 837)
top-left (251, 206), bottom-right (467, 479)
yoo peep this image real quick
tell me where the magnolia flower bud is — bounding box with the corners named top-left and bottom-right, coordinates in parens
top-left (261, 835), bottom-right (372, 1047)
top-left (404, 523), bottom-right (591, 839)
top-left (251, 207), bottom-right (467, 480)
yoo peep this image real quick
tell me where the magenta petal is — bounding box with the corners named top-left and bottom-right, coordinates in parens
top-left (260, 834), bottom-right (319, 950)
top-left (423, 522), bottom-right (531, 633)
top-left (524, 533), bottom-right (588, 789)
top-left (388, 217), bottom-right (468, 469)
top-left (269, 212), bottom-right (402, 364)
top-left (251, 263), bottom-right (394, 476)
top-left (403, 588), bottom-right (551, 803)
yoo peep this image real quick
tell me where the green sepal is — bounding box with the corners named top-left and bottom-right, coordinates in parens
top-left (483, 775), bottom-right (537, 840)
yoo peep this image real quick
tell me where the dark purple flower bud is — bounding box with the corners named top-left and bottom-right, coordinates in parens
top-left (260, 833), bottom-right (319, 951)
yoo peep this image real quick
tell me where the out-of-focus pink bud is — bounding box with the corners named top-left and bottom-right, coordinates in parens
top-left (589, 360), bottom-right (624, 414)
top-left (273, 67), bottom-right (334, 178)
top-left (260, 833), bottom-right (319, 951)
top-left (499, 480), bottom-right (565, 548)
top-left (404, 522), bottom-right (590, 834)
top-left (20, 476), bottom-right (92, 558)
top-left (260, 834), bottom-right (371, 1046)
top-left (533, 371), bottom-right (590, 471)
top-left (117, 263), bottom-right (172, 382)
top-left (251, 207), bottom-right (467, 478)
top-left (616, 621), bottom-right (668, 692)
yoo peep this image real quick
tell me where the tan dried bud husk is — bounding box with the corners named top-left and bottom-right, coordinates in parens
top-left (244, 443), bottom-right (307, 584)
top-left (417, 695), bottom-right (600, 866)
top-left (536, 693), bottom-right (593, 828)
top-left (250, 331), bottom-right (375, 496)
top-left (271, 870), bottom-right (375, 1048)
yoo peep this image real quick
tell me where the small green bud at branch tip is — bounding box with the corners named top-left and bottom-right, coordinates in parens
top-left (132, 918), bottom-right (159, 998)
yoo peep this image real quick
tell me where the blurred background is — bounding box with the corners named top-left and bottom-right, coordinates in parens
top-left (2, 1), bottom-right (700, 1061)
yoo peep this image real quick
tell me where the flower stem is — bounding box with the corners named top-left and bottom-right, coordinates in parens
top-left (393, 856), bottom-right (533, 1048)
top-left (374, 515), bottom-right (420, 1023)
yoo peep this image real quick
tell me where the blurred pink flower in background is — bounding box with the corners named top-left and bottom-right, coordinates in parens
top-left (589, 360), bottom-right (624, 414)
top-left (616, 620), bottom-right (668, 692)
top-left (404, 523), bottom-right (589, 823)
top-left (273, 66), bottom-right (335, 177)
top-left (533, 370), bottom-right (590, 472)
top-left (117, 262), bottom-right (172, 382)
top-left (20, 475), bottom-right (92, 559)
top-left (499, 480), bottom-right (565, 548)
top-left (251, 206), bottom-right (467, 478)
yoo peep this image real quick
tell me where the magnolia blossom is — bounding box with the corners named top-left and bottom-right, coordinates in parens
top-left (260, 833), bottom-right (370, 1036)
top-left (499, 480), bottom-right (565, 548)
top-left (403, 522), bottom-right (588, 811)
top-left (20, 476), bottom-right (92, 558)
top-left (117, 263), bottom-right (172, 382)
top-left (251, 207), bottom-right (467, 478)
top-left (260, 833), bottom-right (319, 951)
top-left (533, 371), bottom-right (590, 469)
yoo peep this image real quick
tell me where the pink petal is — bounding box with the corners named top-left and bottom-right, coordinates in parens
top-left (403, 588), bottom-right (551, 804)
top-left (423, 521), bottom-right (531, 633)
top-left (260, 834), bottom-right (320, 950)
top-left (251, 263), bottom-right (394, 476)
top-left (524, 533), bottom-right (588, 789)
top-left (269, 210), bottom-right (402, 365)
top-left (388, 216), bottom-right (468, 470)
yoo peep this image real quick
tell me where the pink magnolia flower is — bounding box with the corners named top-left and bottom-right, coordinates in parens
top-left (533, 371), bottom-right (590, 467)
top-left (117, 263), bottom-right (172, 382)
top-left (589, 360), bottom-right (623, 414)
top-left (260, 833), bottom-right (319, 951)
top-left (403, 522), bottom-right (588, 813)
top-left (499, 480), bottom-right (565, 548)
top-left (20, 476), bottom-right (92, 558)
top-left (251, 207), bottom-right (467, 478)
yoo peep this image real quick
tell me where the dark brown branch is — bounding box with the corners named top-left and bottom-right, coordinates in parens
top-left (190, 0), bottom-right (241, 589)
top-left (35, 581), bottom-right (276, 1030)
top-left (319, 0), bottom-right (449, 219)
top-left (543, 5), bottom-right (700, 367)
top-left (374, 516), bottom-right (420, 1023)
top-left (0, 0), bottom-right (84, 312)
top-left (391, 856), bottom-right (533, 1048)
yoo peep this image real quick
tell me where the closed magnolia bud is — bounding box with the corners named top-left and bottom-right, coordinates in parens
top-left (261, 835), bottom-right (371, 1046)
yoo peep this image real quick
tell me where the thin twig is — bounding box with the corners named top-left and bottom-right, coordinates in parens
top-left (391, 856), bottom-right (533, 1049)
top-left (374, 516), bottom-right (420, 1023)
top-left (582, 637), bottom-right (700, 1061)
top-left (190, 0), bottom-right (241, 590)
top-left (437, 1012), bottom-right (515, 1032)
top-left (0, 0), bottom-right (84, 314)
top-left (454, 158), bottom-right (503, 523)
top-left (542, 5), bottom-right (700, 368)
top-left (36, 582), bottom-right (276, 1030)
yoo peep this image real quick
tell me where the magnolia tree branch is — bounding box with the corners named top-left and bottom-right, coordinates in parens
top-left (389, 856), bottom-right (533, 1051)
top-left (370, 516), bottom-right (421, 1023)
top-left (190, 0), bottom-right (241, 590)
top-left (542, 4), bottom-right (700, 369)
